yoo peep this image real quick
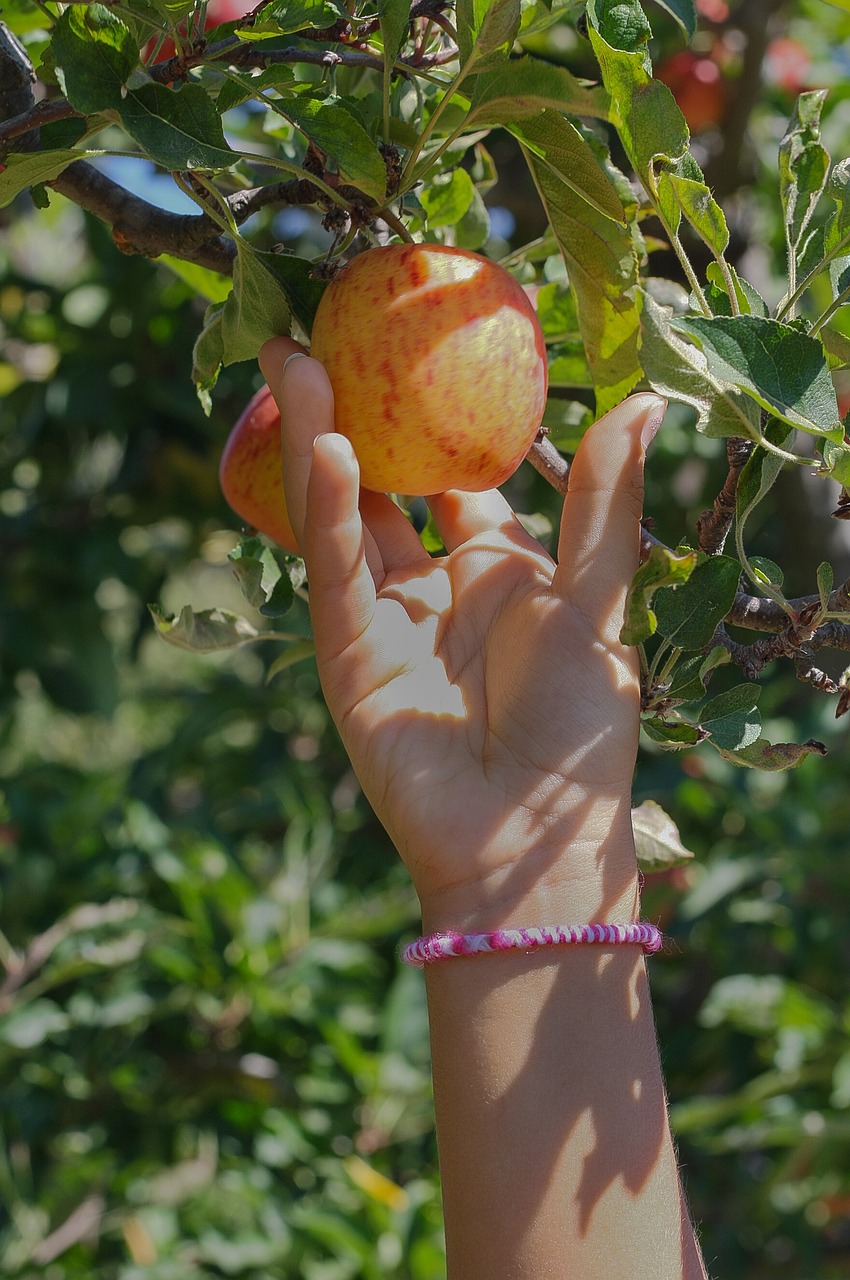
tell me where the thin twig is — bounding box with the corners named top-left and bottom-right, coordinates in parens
top-left (0, 96), bottom-right (82, 146)
top-left (695, 436), bottom-right (754, 555)
top-left (526, 435), bottom-right (570, 494)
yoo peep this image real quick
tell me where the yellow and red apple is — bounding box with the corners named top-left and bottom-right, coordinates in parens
top-left (219, 243), bottom-right (548, 549)
top-left (310, 243), bottom-right (548, 495)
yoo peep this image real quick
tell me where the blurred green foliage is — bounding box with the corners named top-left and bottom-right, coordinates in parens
top-left (3, 0), bottom-right (850, 1276)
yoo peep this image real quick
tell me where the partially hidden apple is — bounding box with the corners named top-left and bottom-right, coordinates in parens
top-left (219, 384), bottom-right (300, 554)
top-left (309, 243), bottom-right (548, 495)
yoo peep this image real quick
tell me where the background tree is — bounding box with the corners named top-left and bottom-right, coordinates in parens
top-left (2, 0), bottom-right (850, 1274)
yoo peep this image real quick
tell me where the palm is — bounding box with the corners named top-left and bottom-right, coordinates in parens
top-left (321, 518), bottom-right (640, 902)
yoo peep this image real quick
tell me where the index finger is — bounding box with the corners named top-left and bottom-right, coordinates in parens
top-left (258, 337), bottom-right (320, 547)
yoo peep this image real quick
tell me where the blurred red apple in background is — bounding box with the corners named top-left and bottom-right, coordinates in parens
top-left (764, 37), bottom-right (811, 96)
top-left (655, 50), bottom-right (728, 133)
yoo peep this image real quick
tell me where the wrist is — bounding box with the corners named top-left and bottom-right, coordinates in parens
top-left (417, 827), bottom-right (641, 937)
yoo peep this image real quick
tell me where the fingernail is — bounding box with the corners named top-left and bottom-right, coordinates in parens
top-left (640, 398), bottom-right (667, 450)
top-left (283, 352), bottom-right (308, 375)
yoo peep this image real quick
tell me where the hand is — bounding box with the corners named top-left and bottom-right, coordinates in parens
top-left (259, 338), bottom-right (665, 931)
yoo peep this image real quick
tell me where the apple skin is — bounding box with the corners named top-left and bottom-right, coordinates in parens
top-left (219, 384), bottom-right (300, 554)
top-left (309, 243), bottom-right (548, 496)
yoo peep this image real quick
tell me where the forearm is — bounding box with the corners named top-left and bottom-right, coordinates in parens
top-left (420, 867), bottom-right (708, 1280)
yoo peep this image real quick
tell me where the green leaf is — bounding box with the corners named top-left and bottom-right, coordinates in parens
top-left (700, 683), bottom-right (762, 751)
top-left (822, 321), bottom-right (850, 368)
top-left (823, 157), bottom-right (850, 300)
top-left (0, 149), bottom-right (103, 209)
top-left (219, 241), bottom-right (293, 366)
top-left (659, 172), bottom-right (729, 257)
top-left (265, 639), bottom-right (316, 682)
top-left (273, 97), bottom-right (387, 201)
top-left (736, 420), bottom-right (795, 540)
top-left (524, 141), bottom-right (643, 413)
top-left (654, 554), bottom-right (741, 650)
top-left (259, 573), bottom-right (296, 618)
top-left (455, 185), bottom-right (491, 249)
top-left (662, 653), bottom-right (710, 704)
top-left (118, 81), bottom-right (236, 170)
top-left (674, 314), bottom-right (842, 439)
top-left (639, 291), bottom-right (762, 439)
top-left (820, 437), bottom-right (850, 485)
top-left (817, 561), bottom-right (834, 611)
top-left (192, 302), bottom-right (224, 412)
top-left (378, 0), bottom-right (412, 66)
top-left (419, 168), bottom-right (476, 228)
top-left (588, 0), bottom-right (652, 50)
top-left (52, 4), bottom-right (137, 114)
top-left (257, 249), bottom-right (328, 337)
top-left (457, 0), bottom-right (522, 65)
top-left (159, 255), bottom-right (232, 304)
top-left (227, 538), bottom-right (273, 609)
top-left (265, 0), bottom-right (346, 32)
top-left (705, 261), bottom-right (769, 319)
top-left (641, 717), bottom-right (705, 748)
top-left (699, 643), bottom-right (731, 683)
top-left (631, 799), bottom-right (695, 871)
top-left (148, 604), bottom-right (297, 652)
top-left (149, 0), bottom-right (197, 21)
top-left (748, 556), bottom-right (784, 588)
top-left (506, 110), bottom-right (625, 223)
top-left (648, 0), bottom-right (696, 37)
top-left (779, 91), bottom-right (830, 275)
top-left (468, 61), bottom-right (611, 128)
top-left (620, 544), bottom-right (696, 646)
top-left (586, 0), bottom-right (691, 192)
top-left (546, 344), bottom-right (593, 389)
top-left (216, 65), bottom-right (296, 114)
top-left (716, 736), bottom-right (827, 770)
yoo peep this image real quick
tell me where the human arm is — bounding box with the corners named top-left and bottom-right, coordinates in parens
top-left (258, 338), bottom-right (709, 1279)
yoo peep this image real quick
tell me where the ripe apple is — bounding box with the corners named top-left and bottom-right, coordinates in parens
top-left (655, 51), bottom-right (728, 133)
top-left (219, 384), bottom-right (300, 554)
top-left (309, 243), bottom-right (548, 495)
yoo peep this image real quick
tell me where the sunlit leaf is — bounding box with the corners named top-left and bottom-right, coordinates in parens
top-left (639, 291), bottom-right (762, 438)
top-left (148, 604), bottom-right (297, 651)
top-left (119, 81), bottom-right (237, 170)
top-left (632, 799), bottom-right (695, 870)
top-left (674, 314), bottom-right (842, 439)
top-left (621, 543), bottom-right (696, 645)
top-left (52, 4), bottom-right (137, 114)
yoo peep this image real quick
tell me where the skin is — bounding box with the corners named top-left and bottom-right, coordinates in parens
top-left (259, 336), bottom-right (709, 1280)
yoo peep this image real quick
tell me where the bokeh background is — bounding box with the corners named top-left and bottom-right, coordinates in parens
top-left (3, 0), bottom-right (850, 1274)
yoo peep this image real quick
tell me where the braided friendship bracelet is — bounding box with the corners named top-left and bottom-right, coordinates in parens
top-left (401, 922), bottom-right (663, 967)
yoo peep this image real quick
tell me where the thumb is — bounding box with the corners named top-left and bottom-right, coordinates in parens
top-left (553, 393), bottom-right (665, 642)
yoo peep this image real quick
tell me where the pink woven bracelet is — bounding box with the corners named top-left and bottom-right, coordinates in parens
top-left (401, 922), bottom-right (663, 967)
